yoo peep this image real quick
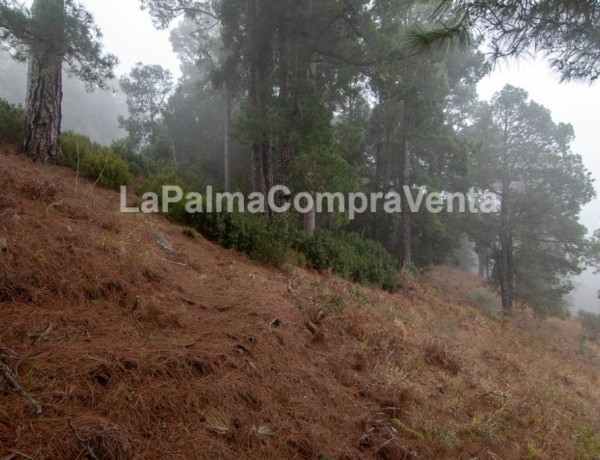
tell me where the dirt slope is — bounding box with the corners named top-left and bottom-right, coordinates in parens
top-left (1, 152), bottom-right (600, 459)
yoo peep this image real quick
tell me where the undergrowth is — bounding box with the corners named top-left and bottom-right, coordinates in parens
top-left (56, 131), bottom-right (401, 291)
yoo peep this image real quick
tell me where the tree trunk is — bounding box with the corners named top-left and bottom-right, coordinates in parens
top-left (499, 113), bottom-right (514, 316)
top-left (303, 191), bottom-right (316, 236)
top-left (302, 50), bottom-right (318, 237)
top-left (223, 84), bottom-right (232, 192)
top-left (251, 144), bottom-right (266, 195)
top-left (24, 0), bottom-right (65, 163)
top-left (302, 0), bottom-right (317, 236)
top-left (478, 253), bottom-right (486, 279)
top-left (400, 95), bottom-right (413, 267)
top-left (499, 235), bottom-right (514, 315)
top-left (247, 0), bottom-right (273, 196)
top-left (276, 3), bottom-right (293, 201)
top-left (499, 187), bottom-right (514, 315)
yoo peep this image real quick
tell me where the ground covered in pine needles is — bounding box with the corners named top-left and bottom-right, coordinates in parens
top-left (1, 151), bottom-right (600, 459)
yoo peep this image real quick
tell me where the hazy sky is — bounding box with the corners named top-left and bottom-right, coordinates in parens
top-left (19, 0), bottom-right (600, 312)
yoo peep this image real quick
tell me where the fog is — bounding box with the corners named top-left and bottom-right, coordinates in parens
top-left (0, 53), bottom-right (127, 145)
top-left (478, 60), bottom-right (600, 314)
top-left (1, 0), bottom-right (599, 313)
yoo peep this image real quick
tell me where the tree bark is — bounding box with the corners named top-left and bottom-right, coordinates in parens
top-left (302, 50), bottom-right (318, 237)
top-left (499, 110), bottom-right (514, 316)
top-left (302, 0), bottom-right (317, 237)
top-left (223, 84), bottom-right (232, 192)
top-left (400, 95), bottom-right (414, 267)
top-left (23, 0), bottom-right (65, 163)
top-left (478, 253), bottom-right (486, 279)
top-left (499, 184), bottom-right (514, 315)
top-left (247, 0), bottom-right (273, 196)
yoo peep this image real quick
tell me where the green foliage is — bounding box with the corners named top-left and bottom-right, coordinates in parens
top-left (111, 137), bottom-right (154, 177)
top-left (429, 0), bottom-right (600, 82)
top-left (0, 0), bottom-right (117, 87)
top-left (467, 85), bottom-right (594, 316)
top-left (182, 228), bottom-right (196, 239)
top-left (188, 211), bottom-right (296, 267)
top-left (60, 131), bottom-right (132, 190)
top-left (467, 290), bottom-right (499, 320)
top-left (300, 230), bottom-right (399, 292)
top-left (119, 63), bottom-right (174, 148)
top-left (0, 98), bottom-right (25, 143)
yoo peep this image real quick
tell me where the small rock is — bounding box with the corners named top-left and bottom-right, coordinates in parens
top-left (66, 225), bottom-right (73, 232)
top-left (0, 238), bottom-right (7, 252)
top-left (359, 434), bottom-right (372, 449)
top-left (155, 233), bottom-right (174, 252)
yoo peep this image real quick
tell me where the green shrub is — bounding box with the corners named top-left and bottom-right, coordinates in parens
top-left (300, 229), bottom-right (399, 292)
top-left (0, 98), bottom-right (25, 144)
top-left (467, 290), bottom-right (499, 319)
top-left (189, 211), bottom-right (296, 266)
top-left (111, 137), bottom-right (154, 177)
top-left (80, 150), bottom-right (132, 190)
top-left (134, 171), bottom-right (187, 220)
top-left (60, 131), bottom-right (132, 190)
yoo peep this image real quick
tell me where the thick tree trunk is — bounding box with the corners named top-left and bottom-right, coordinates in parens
top-left (276, 4), bottom-right (293, 200)
top-left (250, 144), bottom-right (266, 195)
top-left (247, 0), bottom-right (273, 196)
top-left (23, 0), bottom-right (64, 163)
top-left (303, 193), bottom-right (316, 236)
top-left (302, 57), bottom-right (317, 236)
top-left (302, 0), bottom-right (317, 237)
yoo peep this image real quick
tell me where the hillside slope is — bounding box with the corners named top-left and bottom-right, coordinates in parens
top-left (1, 153), bottom-right (600, 459)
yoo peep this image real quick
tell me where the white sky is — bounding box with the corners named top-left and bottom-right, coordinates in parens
top-left (77, 1), bottom-right (600, 312)
top-left (79, 0), bottom-right (181, 78)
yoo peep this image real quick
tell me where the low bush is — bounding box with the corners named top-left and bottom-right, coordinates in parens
top-left (68, 132), bottom-right (401, 292)
top-left (300, 229), bottom-right (399, 292)
top-left (188, 211), bottom-right (296, 267)
top-left (0, 98), bottom-right (25, 144)
top-left (467, 290), bottom-right (499, 319)
top-left (60, 132), bottom-right (132, 190)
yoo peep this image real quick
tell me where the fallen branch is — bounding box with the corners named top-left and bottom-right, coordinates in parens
top-left (0, 361), bottom-right (42, 415)
top-left (68, 418), bottom-right (99, 460)
top-left (165, 259), bottom-right (187, 267)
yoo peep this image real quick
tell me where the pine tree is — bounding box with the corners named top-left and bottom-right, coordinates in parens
top-left (0, 0), bottom-right (117, 162)
top-left (466, 85), bottom-right (595, 316)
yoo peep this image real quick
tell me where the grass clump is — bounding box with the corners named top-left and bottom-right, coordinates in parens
top-left (467, 289), bottom-right (499, 319)
top-left (61, 132), bottom-right (132, 190)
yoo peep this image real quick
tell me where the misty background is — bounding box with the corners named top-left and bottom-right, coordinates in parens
top-left (1, 0), bottom-right (598, 313)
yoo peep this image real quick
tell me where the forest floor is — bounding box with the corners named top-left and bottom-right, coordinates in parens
top-left (1, 150), bottom-right (600, 459)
